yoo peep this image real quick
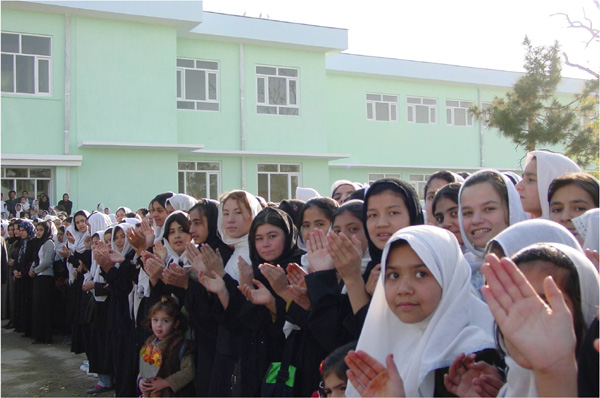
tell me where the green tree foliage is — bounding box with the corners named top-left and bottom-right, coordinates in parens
top-left (472, 37), bottom-right (598, 168)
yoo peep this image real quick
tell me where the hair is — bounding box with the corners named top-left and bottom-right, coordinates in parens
top-left (507, 245), bottom-right (587, 354)
top-left (248, 207), bottom-right (297, 264)
top-left (163, 212), bottom-right (191, 240)
top-left (151, 192), bottom-right (174, 210)
top-left (124, 212), bottom-right (137, 219)
top-left (298, 197), bottom-right (339, 230)
top-left (462, 171), bottom-right (509, 209)
top-left (321, 341), bottom-right (356, 381)
top-left (278, 199), bottom-right (305, 226)
top-left (331, 199), bottom-right (363, 226)
top-left (346, 187), bottom-right (367, 202)
top-left (137, 208), bottom-right (149, 217)
top-left (63, 216), bottom-right (73, 224)
top-left (145, 296), bottom-right (187, 336)
top-left (424, 170), bottom-right (457, 199)
top-left (431, 182), bottom-right (461, 217)
top-left (220, 190), bottom-right (253, 216)
top-left (457, 172), bottom-right (471, 179)
top-left (36, 220), bottom-right (53, 241)
top-left (365, 178), bottom-right (424, 226)
top-left (548, 172), bottom-right (599, 207)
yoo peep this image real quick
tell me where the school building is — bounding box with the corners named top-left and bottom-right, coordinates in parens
top-left (1, 0), bottom-right (586, 211)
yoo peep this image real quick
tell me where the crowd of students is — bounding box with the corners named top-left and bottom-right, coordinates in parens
top-left (0, 148), bottom-right (598, 397)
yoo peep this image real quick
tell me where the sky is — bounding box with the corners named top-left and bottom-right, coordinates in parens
top-left (202, 0), bottom-right (599, 79)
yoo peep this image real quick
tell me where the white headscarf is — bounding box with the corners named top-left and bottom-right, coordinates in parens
top-left (87, 212), bottom-right (112, 236)
top-left (487, 218), bottom-right (582, 257)
top-left (526, 150), bottom-right (580, 219)
top-left (573, 208), bottom-right (599, 252)
top-left (116, 206), bottom-right (132, 215)
top-left (499, 242), bottom-right (599, 397)
top-left (162, 211), bottom-right (190, 266)
top-left (1, 220), bottom-right (8, 238)
top-left (111, 223), bottom-right (135, 259)
top-left (166, 194), bottom-right (197, 213)
top-left (295, 187), bottom-right (321, 202)
top-left (66, 210), bottom-right (91, 254)
top-left (217, 191), bottom-right (263, 281)
top-left (330, 180), bottom-right (363, 198)
top-left (347, 226), bottom-right (495, 397)
top-left (502, 171), bottom-right (522, 185)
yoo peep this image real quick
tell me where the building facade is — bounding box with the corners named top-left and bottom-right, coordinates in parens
top-left (1, 0), bottom-right (585, 211)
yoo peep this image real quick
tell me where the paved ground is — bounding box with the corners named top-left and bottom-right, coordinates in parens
top-left (1, 321), bottom-right (113, 398)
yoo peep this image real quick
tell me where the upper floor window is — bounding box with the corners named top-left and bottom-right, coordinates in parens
top-left (256, 66), bottom-right (299, 116)
top-left (1, 32), bottom-right (51, 95)
top-left (257, 163), bottom-right (301, 202)
top-left (481, 101), bottom-right (493, 128)
top-left (177, 58), bottom-right (219, 111)
top-left (178, 161), bottom-right (220, 200)
top-left (409, 174), bottom-right (432, 200)
top-left (446, 99), bottom-right (474, 126)
top-left (366, 93), bottom-right (397, 121)
top-left (407, 97), bottom-right (437, 124)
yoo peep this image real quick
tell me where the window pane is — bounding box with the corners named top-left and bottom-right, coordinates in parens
top-left (178, 162), bottom-right (195, 170)
top-left (258, 173), bottom-right (269, 200)
top-left (5, 168), bottom-right (27, 178)
top-left (208, 73), bottom-right (217, 100)
top-left (455, 108), bottom-right (467, 126)
top-left (178, 172), bottom-right (185, 193)
top-left (196, 60), bottom-right (218, 70)
top-left (185, 69), bottom-right (205, 100)
top-left (270, 174), bottom-right (288, 203)
top-left (177, 58), bottom-right (194, 68)
top-left (416, 105), bottom-right (429, 123)
top-left (407, 106), bottom-right (413, 122)
top-left (256, 66), bottom-right (277, 75)
top-left (278, 107), bottom-right (298, 115)
top-left (1, 33), bottom-right (19, 53)
top-left (268, 76), bottom-right (286, 105)
top-left (278, 68), bottom-right (298, 77)
top-left (30, 168), bottom-right (51, 178)
top-left (257, 77), bottom-right (265, 103)
top-left (409, 174), bottom-right (423, 181)
top-left (197, 162), bottom-right (219, 171)
top-left (257, 105), bottom-right (277, 114)
top-left (38, 58), bottom-right (49, 93)
top-left (186, 172), bottom-right (207, 199)
top-left (369, 173), bottom-right (384, 181)
top-left (288, 80), bottom-right (297, 105)
top-left (15, 55), bottom-right (34, 94)
top-left (446, 109), bottom-right (452, 124)
top-left (257, 164), bottom-right (277, 172)
top-left (366, 94), bottom-right (381, 101)
top-left (391, 104), bottom-right (397, 120)
top-left (176, 70), bottom-right (182, 98)
top-left (430, 108), bottom-right (436, 123)
top-left (447, 100), bottom-right (459, 107)
top-left (177, 101), bottom-right (195, 110)
top-left (197, 102), bottom-right (219, 111)
top-left (423, 98), bottom-right (437, 105)
top-left (209, 174), bottom-right (218, 200)
top-left (375, 102), bottom-right (389, 121)
top-left (407, 97), bottom-right (421, 104)
top-left (2, 179), bottom-right (13, 194)
top-left (280, 164), bottom-right (299, 172)
top-left (382, 95), bottom-right (397, 102)
top-left (387, 174), bottom-right (401, 179)
top-left (291, 175), bottom-right (299, 199)
top-left (17, 179), bottom-right (35, 196)
top-left (460, 101), bottom-right (473, 108)
top-left (367, 103), bottom-right (373, 119)
top-left (22, 35), bottom-right (51, 56)
top-left (1, 54), bottom-right (14, 92)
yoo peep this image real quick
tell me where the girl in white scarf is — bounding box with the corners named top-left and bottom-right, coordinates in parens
top-left (166, 194), bottom-right (197, 213)
top-left (346, 226), bottom-right (496, 397)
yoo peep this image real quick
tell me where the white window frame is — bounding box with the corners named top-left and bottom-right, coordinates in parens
top-left (407, 96), bottom-right (437, 124)
top-left (177, 161), bottom-right (221, 200)
top-left (408, 174), bottom-right (432, 201)
top-left (366, 93), bottom-right (398, 122)
top-left (1, 167), bottom-right (53, 205)
top-left (257, 163), bottom-right (301, 203)
top-left (368, 173), bottom-right (401, 185)
top-left (446, 99), bottom-right (474, 126)
top-left (176, 58), bottom-right (220, 111)
top-left (256, 65), bottom-right (299, 116)
top-left (1, 32), bottom-right (52, 96)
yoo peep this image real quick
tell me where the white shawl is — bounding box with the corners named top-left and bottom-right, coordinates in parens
top-left (573, 208), bottom-right (599, 252)
top-left (166, 194), bottom-right (197, 213)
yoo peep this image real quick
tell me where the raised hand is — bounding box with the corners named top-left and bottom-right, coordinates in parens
top-left (93, 241), bottom-right (114, 272)
top-left (140, 220), bottom-right (155, 248)
top-left (345, 350), bottom-right (406, 397)
top-left (199, 244), bottom-right (225, 277)
top-left (108, 249), bottom-right (125, 265)
top-left (306, 229), bottom-right (334, 271)
top-left (237, 257), bottom-right (254, 289)
top-left (259, 263), bottom-right (290, 301)
top-left (141, 252), bottom-right (166, 285)
top-left (238, 279), bottom-right (276, 314)
top-left (443, 353), bottom-right (503, 397)
top-left (327, 230), bottom-right (363, 280)
top-left (287, 283), bottom-right (311, 310)
top-left (185, 243), bottom-right (207, 275)
top-left (127, 227), bottom-right (146, 254)
top-left (199, 270), bottom-right (230, 309)
top-left (365, 264), bottom-right (381, 297)
top-left (153, 241), bottom-right (167, 264)
top-left (162, 263), bottom-right (189, 289)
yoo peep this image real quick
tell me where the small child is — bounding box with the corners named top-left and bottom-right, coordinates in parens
top-left (319, 342), bottom-right (355, 397)
top-left (138, 296), bottom-right (195, 397)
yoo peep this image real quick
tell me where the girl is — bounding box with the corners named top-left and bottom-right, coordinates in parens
top-left (516, 150), bottom-right (580, 219)
top-left (331, 180), bottom-right (361, 205)
top-left (423, 170), bottom-right (464, 225)
top-left (138, 296), bottom-right (195, 397)
top-left (319, 342), bottom-right (355, 398)
top-left (345, 226), bottom-right (497, 397)
top-left (431, 182), bottom-right (463, 246)
top-left (548, 172), bottom-right (599, 246)
top-left (29, 220), bottom-right (55, 344)
top-left (115, 206), bottom-right (131, 223)
top-left (38, 193), bottom-right (50, 212)
top-left (331, 200), bottom-right (370, 274)
top-left (13, 221), bottom-right (37, 335)
top-left (459, 169), bottom-right (527, 289)
top-left (161, 211), bottom-right (193, 268)
top-left (165, 194), bottom-right (197, 213)
top-left (298, 197), bottom-right (338, 271)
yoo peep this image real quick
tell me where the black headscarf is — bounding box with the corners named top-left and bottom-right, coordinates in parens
top-left (31, 220), bottom-right (52, 265)
top-left (189, 199), bottom-right (233, 264)
top-left (362, 178), bottom-right (424, 275)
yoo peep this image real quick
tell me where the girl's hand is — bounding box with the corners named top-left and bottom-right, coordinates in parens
top-left (365, 264), bottom-right (381, 296)
top-left (162, 263), bottom-right (189, 289)
top-left (67, 233), bottom-right (75, 244)
top-left (108, 249), bottom-right (125, 265)
top-left (238, 257), bottom-right (254, 288)
top-left (153, 241), bottom-right (167, 264)
top-left (287, 284), bottom-right (311, 310)
top-left (307, 229), bottom-right (335, 271)
top-left (200, 244), bottom-right (225, 277)
top-left (239, 279), bottom-right (276, 314)
top-left (286, 262), bottom-right (308, 287)
top-left (327, 230), bottom-right (362, 281)
top-left (139, 220), bottom-right (155, 248)
top-left (259, 263), bottom-right (290, 301)
top-left (443, 353), bottom-right (503, 397)
top-left (13, 270), bottom-right (22, 279)
top-left (199, 270), bottom-right (226, 295)
top-left (186, 243), bottom-right (207, 275)
top-left (345, 350), bottom-right (406, 397)
top-left (29, 269), bottom-right (36, 278)
top-left (58, 245), bottom-right (70, 258)
top-left (146, 377), bottom-right (170, 394)
top-left (83, 236), bottom-right (92, 250)
top-left (82, 281), bottom-right (94, 292)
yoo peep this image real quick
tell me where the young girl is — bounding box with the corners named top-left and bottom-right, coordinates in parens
top-left (431, 182), bottom-right (463, 247)
top-left (319, 342), bottom-right (355, 398)
top-left (138, 296), bottom-right (195, 397)
top-left (331, 200), bottom-right (370, 274)
top-left (298, 197), bottom-right (338, 270)
top-left (423, 170), bottom-right (464, 225)
top-left (165, 194), bottom-right (197, 213)
top-left (345, 225), bottom-right (497, 397)
top-left (161, 211), bottom-right (193, 268)
top-left (29, 220), bottom-right (55, 344)
top-left (330, 180), bottom-right (361, 205)
top-left (548, 172), bottom-right (599, 246)
top-left (516, 150), bottom-right (580, 219)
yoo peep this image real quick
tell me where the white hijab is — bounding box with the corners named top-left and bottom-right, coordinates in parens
top-left (162, 211), bottom-right (190, 266)
top-left (573, 208), bottom-right (599, 252)
top-left (166, 194), bottom-right (197, 213)
top-left (66, 210), bottom-right (91, 254)
top-left (526, 150), bottom-right (580, 219)
top-left (330, 180), bottom-right (362, 198)
top-left (347, 226), bottom-right (495, 397)
top-left (84, 212), bottom-right (113, 285)
top-left (217, 191), bottom-right (263, 281)
top-left (500, 242), bottom-right (599, 397)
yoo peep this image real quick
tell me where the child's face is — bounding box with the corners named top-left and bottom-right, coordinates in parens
top-left (549, 183), bottom-right (596, 245)
top-left (20, 197), bottom-right (27, 203)
top-left (116, 209), bottom-right (126, 223)
top-left (113, 228), bottom-right (126, 252)
top-left (384, 244), bottom-right (442, 324)
top-left (189, 209), bottom-right (209, 244)
top-left (151, 202), bottom-right (169, 227)
top-left (104, 232), bottom-right (112, 245)
top-left (57, 230), bottom-right (64, 242)
top-left (433, 198), bottom-right (463, 245)
top-left (254, 223), bottom-right (286, 263)
top-left (167, 221), bottom-right (192, 255)
top-left (332, 184), bottom-right (355, 205)
top-left (460, 182), bottom-right (509, 249)
top-left (366, 191), bottom-right (411, 250)
top-left (515, 158), bottom-right (541, 217)
top-left (151, 310), bottom-right (175, 339)
top-left (322, 372), bottom-right (347, 397)
top-left (301, 206), bottom-right (331, 243)
top-left (332, 212), bottom-right (368, 253)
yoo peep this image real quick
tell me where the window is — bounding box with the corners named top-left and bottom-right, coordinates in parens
top-left (178, 162), bottom-right (220, 200)
top-left (177, 58), bottom-right (219, 111)
top-left (409, 174), bottom-right (432, 200)
top-left (1, 167), bottom-right (52, 203)
top-left (446, 99), bottom-right (474, 126)
top-left (407, 97), bottom-right (437, 124)
top-left (258, 163), bottom-right (301, 203)
top-left (256, 66), bottom-right (299, 115)
top-left (366, 94), bottom-right (398, 121)
top-left (368, 173), bottom-right (401, 184)
top-left (481, 102), bottom-right (492, 128)
top-left (1, 32), bottom-right (51, 95)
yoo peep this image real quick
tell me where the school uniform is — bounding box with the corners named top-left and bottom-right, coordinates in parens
top-left (30, 235), bottom-right (55, 344)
